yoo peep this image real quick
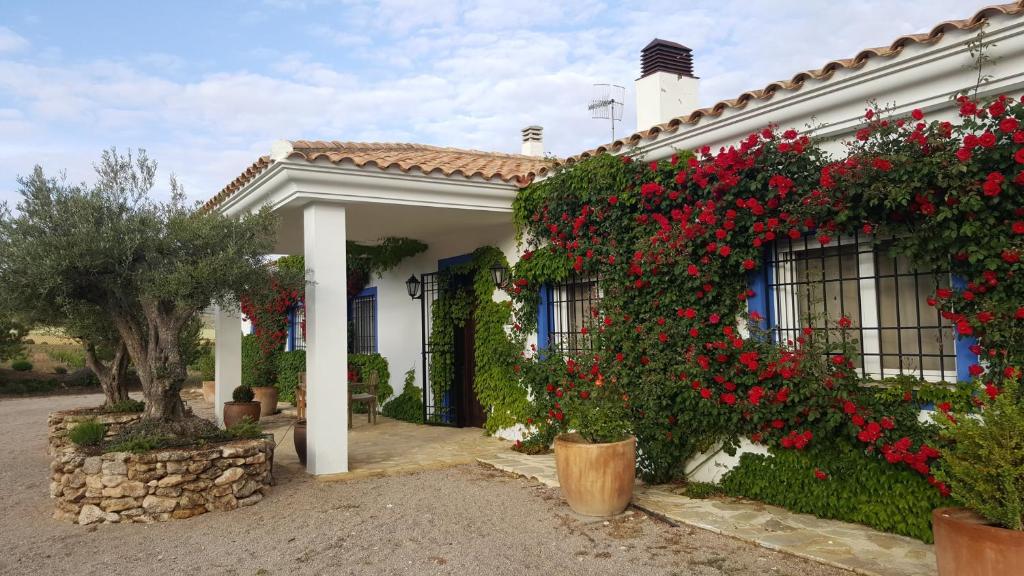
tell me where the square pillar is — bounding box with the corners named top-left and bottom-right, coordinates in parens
top-left (214, 304), bottom-right (242, 426)
top-left (304, 202), bottom-right (348, 475)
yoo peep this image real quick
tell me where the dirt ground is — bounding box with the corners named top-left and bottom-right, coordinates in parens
top-left (0, 392), bottom-right (853, 576)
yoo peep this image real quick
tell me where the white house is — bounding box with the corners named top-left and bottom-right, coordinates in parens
top-left (211, 1), bottom-right (1024, 477)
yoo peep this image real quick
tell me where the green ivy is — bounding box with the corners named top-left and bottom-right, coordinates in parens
top-left (275, 349), bottom-right (305, 404)
top-left (720, 442), bottom-right (945, 542)
top-left (427, 246), bottom-right (529, 433)
top-left (382, 369), bottom-right (425, 423)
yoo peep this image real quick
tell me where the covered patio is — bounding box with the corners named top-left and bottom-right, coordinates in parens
top-left (207, 140), bottom-right (550, 476)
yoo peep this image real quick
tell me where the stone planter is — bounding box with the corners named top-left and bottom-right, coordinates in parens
top-left (554, 433), bottom-right (635, 516)
top-left (49, 437), bottom-right (274, 524)
top-left (223, 401), bottom-right (261, 428)
top-left (294, 419), bottom-right (307, 466)
top-left (933, 507), bottom-right (1024, 576)
top-left (202, 381), bottom-right (215, 403)
top-left (252, 386), bottom-right (278, 417)
top-left (48, 409), bottom-right (145, 456)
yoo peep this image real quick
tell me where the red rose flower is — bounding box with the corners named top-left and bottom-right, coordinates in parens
top-left (911, 108), bottom-right (924, 121)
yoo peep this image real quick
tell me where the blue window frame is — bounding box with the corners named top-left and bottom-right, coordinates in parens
top-left (750, 235), bottom-right (977, 383)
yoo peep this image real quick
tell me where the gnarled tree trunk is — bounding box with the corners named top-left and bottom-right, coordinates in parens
top-left (83, 341), bottom-right (130, 407)
top-left (112, 299), bottom-right (193, 421)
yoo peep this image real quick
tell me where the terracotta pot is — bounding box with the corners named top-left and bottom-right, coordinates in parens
top-left (223, 401), bottom-right (261, 428)
top-left (252, 386), bottom-right (278, 417)
top-left (554, 433), bottom-right (636, 516)
top-left (934, 507), bottom-right (1024, 576)
top-left (201, 381), bottom-right (215, 403)
top-left (294, 419), bottom-right (307, 466)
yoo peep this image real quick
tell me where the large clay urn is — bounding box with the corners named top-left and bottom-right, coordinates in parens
top-left (252, 386), bottom-right (279, 417)
top-left (294, 419), bottom-right (307, 466)
top-left (934, 507), bottom-right (1024, 576)
top-left (201, 381), bottom-right (215, 403)
top-left (222, 401), bottom-right (261, 428)
top-left (554, 433), bottom-right (636, 516)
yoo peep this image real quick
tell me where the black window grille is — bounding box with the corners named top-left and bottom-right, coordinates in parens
top-left (351, 293), bottom-right (377, 354)
top-left (291, 305), bottom-right (306, 351)
top-left (547, 273), bottom-right (601, 355)
top-left (767, 233), bottom-right (956, 382)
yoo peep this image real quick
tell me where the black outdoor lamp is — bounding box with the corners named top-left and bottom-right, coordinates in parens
top-left (490, 262), bottom-right (511, 290)
top-left (406, 274), bottom-right (422, 300)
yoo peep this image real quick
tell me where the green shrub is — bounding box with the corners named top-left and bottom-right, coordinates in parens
top-left (10, 359), bottom-right (33, 372)
top-left (0, 379), bottom-right (59, 395)
top-left (349, 353), bottom-right (392, 404)
top-left (69, 419), bottom-right (106, 447)
top-left (46, 348), bottom-right (86, 369)
top-left (683, 482), bottom-right (725, 499)
top-left (241, 334), bottom-right (276, 387)
top-left (721, 442), bottom-right (945, 542)
top-left (382, 369), bottom-right (423, 423)
top-left (275, 349), bottom-right (306, 404)
top-left (54, 366), bottom-right (68, 375)
top-left (512, 432), bottom-right (552, 455)
top-left (223, 418), bottom-right (263, 440)
top-left (233, 385), bottom-right (254, 403)
top-left (108, 399), bottom-right (145, 413)
top-left (108, 434), bottom-right (165, 454)
top-left (936, 385), bottom-right (1024, 530)
top-left (195, 343), bottom-right (215, 381)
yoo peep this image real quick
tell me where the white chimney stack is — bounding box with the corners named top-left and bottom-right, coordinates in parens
top-left (521, 125), bottom-right (544, 156)
top-left (635, 39), bottom-right (699, 131)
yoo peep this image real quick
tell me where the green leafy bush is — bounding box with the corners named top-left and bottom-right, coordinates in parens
top-left (241, 333), bottom-right (276, 387)
top-left (683, 482), bottom-right (725, 499)
top-left (195, 343), bottom-right (215, 381)
top-left (382, 369), bottom-right (424, 423)
top-left (107, 434), bottom-right (165, 453)
top-left (108, 399), bottom-right (145, 413)
top-left (0, 379), bottom-right (59, 395)
top-left (233, 385), bottom-right (254, 403)
top-left (275, 349), bottom-right (305, 404)
top-left (69, 419), bottom-right (106, 447)
top-left (54, 366), bottom-right (67, 375)
top-left (222, 418), bottom-right (263, 440)
top-left (721, 442), bottom-right (945, 542)
top-left (10, 359), bottom-right (33, 372)
top-left (936, 383), bottom-right (1024, 530)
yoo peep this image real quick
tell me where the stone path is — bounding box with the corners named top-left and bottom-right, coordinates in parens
top-left (478, 451), bottom-right (937, 576)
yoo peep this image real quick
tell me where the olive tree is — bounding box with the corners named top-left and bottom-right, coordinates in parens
top-left (0, 149), bottom-right (275, 420)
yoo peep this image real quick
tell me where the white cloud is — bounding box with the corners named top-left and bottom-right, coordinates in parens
top-left (0, 0), bottom-right (992, 205)
top-left (0, 27), bottom-right (28, 53)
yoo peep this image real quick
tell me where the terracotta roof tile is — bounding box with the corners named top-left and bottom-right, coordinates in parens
top-left (204, 141), bottom-right (554, 211)
top-left (559, 1), bottom-right (1024, 167)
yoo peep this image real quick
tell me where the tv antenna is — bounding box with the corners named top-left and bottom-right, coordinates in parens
top-left (588, 83), bottom-right (625, 140)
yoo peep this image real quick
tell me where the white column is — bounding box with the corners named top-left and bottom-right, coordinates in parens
top-left (304, 202), bottom-right (348, 475)
top-left (214, 304), bottom-right (242, 427)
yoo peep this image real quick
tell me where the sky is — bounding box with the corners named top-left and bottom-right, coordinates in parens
top-left (0, 0), bottom-right (986, 204)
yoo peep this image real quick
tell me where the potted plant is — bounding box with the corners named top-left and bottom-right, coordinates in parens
top-left (223, 385), bottom-right (261, 428)
top-left (933, 380), bottom-right (1024, 575)
top-left (293, 419), bottom-right (307, 466)
top-left (550, 365), bottom-right (635, 517)
top-left (252, 383), bottom-right (278, 417)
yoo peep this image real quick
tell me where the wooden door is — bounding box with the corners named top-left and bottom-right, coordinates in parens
top-left (455, 315), bottom-right (486, 428)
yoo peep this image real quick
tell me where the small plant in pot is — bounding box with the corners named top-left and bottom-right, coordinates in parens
top-left (223, 385), bottom-right (261, 428)
top-left (548, 358), bottom-right (635, 517)
top-left (932, 379), bottom-right (1024, 576)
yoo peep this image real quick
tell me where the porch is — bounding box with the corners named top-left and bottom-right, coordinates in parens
top-left (209, 140), bottom-right (549, 476)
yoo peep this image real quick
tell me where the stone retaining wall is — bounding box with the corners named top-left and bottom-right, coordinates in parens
top-left (50, 437), bottom-right (274, 524)
top-left (48, 409), bottom-right (146, 455)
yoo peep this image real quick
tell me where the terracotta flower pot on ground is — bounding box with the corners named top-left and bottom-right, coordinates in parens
top-left (252, 386), bottom-right (278, 417)
top-left (294, 419), bottom-right (307, 466)
top-left (933, 507), bottom-right (1024, 576)
top-left (201, 381), bottom-right (215, 403)
top-left (222, 401), bottom-right (261, 428)
top-left (554, 433), bottom-right (636, 516)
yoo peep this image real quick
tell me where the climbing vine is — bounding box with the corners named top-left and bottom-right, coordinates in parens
top-left (427, 245), bottom-right (530, 433)
top-left (510, 93), bottom-right (1024, 493)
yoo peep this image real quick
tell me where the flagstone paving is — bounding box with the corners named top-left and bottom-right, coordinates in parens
top-left (478, 451), bottom-right (937, 576)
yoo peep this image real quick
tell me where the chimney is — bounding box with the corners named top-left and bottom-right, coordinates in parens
top-left (635, 39), bottom-right (699, 131)
top-left (521, 125), bottom-right (544, 156)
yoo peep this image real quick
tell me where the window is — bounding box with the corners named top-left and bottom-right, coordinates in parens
top-left (288, 304), bottom-right (306, 351)
top-left (545, 273), bottom-right (601, 354)
top-left (350, 289), bottom-right (377, 354)
top-left (768, 234), bottom-right (958, 382)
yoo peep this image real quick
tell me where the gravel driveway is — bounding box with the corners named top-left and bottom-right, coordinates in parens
top-left (0, 392), bottom-right (852, 576)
